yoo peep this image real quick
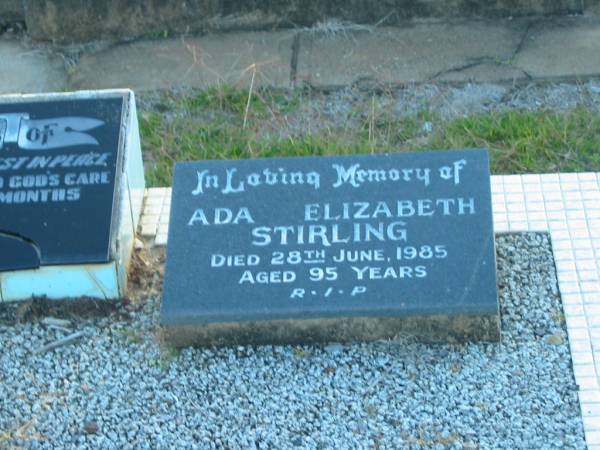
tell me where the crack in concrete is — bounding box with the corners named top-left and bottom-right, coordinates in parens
top-left (426, 20), bottom-right (537, 83)
top-left (289, 33), bottom-right (301, 87)
top-left (499, 20), bottom-right (536, 81)
top-left (519, 68), bottom-right (533, 80)
top-left (428, 57), bottom-right (496, 81)
top-left (511, 21), bottom-right (533, 59)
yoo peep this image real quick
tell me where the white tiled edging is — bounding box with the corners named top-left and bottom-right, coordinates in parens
top-left (141, 173), bottom-right (600, 448)
top-left (140, 188), bottom-right (172, 246)
top-left (491, 173), bottom-right (600, 450)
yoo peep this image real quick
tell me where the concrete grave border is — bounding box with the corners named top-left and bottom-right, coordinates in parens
top-left (142, 171), bottom-right (600, 447)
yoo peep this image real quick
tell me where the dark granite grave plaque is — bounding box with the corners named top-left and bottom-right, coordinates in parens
top-left (0, 90), bottom-right (145, 302)
top-left (161, 149), bottom-right (499, 346)
top-left (0, 97), bottom-right (123, 270)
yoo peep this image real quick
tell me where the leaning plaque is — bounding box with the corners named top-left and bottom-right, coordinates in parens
top-left (161, 149), bottom-right (499, 346)
top-left (0, 90), bottom-right (145, 302)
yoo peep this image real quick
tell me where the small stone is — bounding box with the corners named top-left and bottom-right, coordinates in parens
top-left (83, 421), bottom-right (99, 434)
top-left (134, 238), bottom-right (145, 249)
top-left (534, 326), bottom-right (547, 338)
top-left (588, 82), bottom-right (600, 94)
top-left (41, 317), bottom-right (72, 328)
top-left (545, 334), bottom-right (563, 346)
top-left (324, 343), bottom-right (344, 354)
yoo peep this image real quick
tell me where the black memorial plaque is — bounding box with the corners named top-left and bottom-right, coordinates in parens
top-left (0, 97), bottom-right (124, 270)
top-left (161, 149), bottom-right (499, 345)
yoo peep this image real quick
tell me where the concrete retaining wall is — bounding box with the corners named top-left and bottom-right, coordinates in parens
top-left (0, 0), bottom-right (25, 25)
top-left (0, 0), bottom-right (589, 43)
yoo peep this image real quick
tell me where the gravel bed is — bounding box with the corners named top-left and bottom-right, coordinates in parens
top-left (0, 233), bottom-right (585, 449)
top-left (137, 79), bottom-right (600, 138)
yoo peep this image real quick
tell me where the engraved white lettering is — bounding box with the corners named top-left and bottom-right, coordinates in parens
top-left (250, 221), bottom-right (407, 247)
top-left (439, 159), bottom-right (467, 184)
top-left (332, 163), bottom-right (431, 188)
top-left (188, 207), bottom-right (255, 226)
top-left (192, 167), bottom-right (321, 195)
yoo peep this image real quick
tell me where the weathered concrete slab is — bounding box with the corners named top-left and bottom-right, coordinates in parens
top-left (70, 32), bottom-right (294, 91)
top-left (3, 17), bottom-right (600, 94)
top-left (0, 41), bottom-right (67, 94)
top-left (23, 0), bottom-right (582, 44)
top-left (516, 18), bottom-right (600, 79)
top-left (296, 22), bottom-right (524, 87)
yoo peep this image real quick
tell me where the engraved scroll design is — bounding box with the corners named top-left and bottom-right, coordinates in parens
top-left (0, 113), bottom-right (104, 150)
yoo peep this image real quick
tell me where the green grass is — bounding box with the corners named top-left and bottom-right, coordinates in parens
top-left (430, 109), bottom-right (600, 174)
top-left (139, 87), bottom-right (600, 187)
top-left (140, 114), bottom-right (376, 186)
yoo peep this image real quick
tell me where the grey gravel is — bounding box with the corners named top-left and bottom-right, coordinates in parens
top-left (137, 79), bottom-right (600, 141)
top-left (0, 233), bottom-right (585, 449)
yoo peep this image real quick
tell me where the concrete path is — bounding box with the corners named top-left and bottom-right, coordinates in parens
top-left (1, 16), bottom-right (600, 95)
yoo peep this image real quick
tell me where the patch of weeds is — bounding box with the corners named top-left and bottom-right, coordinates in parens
top-left (155, 348), bottom-right (180, 370)
top-left (475, 401), bottom-right (488, 411)
top-left (448, 362), bottom-right (462, 373)
top-left (408, 426), bottom-right (462, 447)
top-left (185, 84), bottom-right (266, 116)
top-left (363, 401), bottom-right (378, 417)
top-left (293, 347), bottom-right (307, 358)
top-left (415, 108), bottom-right (440, 125)
top-left (355, 106), bottom-right (440, 149)
top-left (553, 312), bottom-right (566, 323)
top-left (0, 419), bottom-right (46, 444)
top-left (305, 19), bottom-right (373, 40)
top-left (143, 28), bottom-right (171, 40)
top-left (0, 297), bottom-right (121, 325)
top-left (495, 56), bottom-right (514, 66)
top-left (359, 115), bottom-right (426, 147)
top-left (260, 89), bottom-right (302, 114)
top-left (119, 328), bottom-right (143, 345)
